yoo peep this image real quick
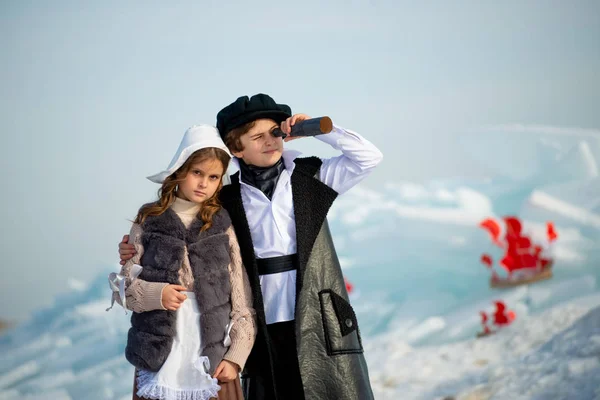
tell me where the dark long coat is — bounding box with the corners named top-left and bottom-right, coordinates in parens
top-left (220, 157), bottom-right (374, 400)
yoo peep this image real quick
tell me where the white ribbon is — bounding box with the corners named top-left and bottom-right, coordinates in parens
top-left (223, 317), bottom-right (245, 346)
top-left (106, 264), bottom-right (143, 314)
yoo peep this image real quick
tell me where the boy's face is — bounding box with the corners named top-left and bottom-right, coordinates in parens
top-left (232, 118), bottom-right (284, 167)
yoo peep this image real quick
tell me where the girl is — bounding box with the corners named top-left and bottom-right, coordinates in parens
top-left (108, 124), bottom-right (257, 400)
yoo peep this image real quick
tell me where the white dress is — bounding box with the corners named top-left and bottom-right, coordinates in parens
top-left (135, 291), bottom-right (221, 400)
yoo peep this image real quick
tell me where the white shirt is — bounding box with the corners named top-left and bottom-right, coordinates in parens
top-left (231, 124), bottom-right (383, 324)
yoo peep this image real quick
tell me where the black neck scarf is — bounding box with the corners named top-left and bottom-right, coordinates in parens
top-left (238, 157), bottom-right (286, 200)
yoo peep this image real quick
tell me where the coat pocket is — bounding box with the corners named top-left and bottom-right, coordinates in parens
top-left (318, 289), bottom-right (364, 356)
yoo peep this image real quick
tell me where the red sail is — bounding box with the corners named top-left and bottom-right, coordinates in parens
top-left (344, 277), bottom-right (354, 294)
top-left (500, 254), bottom-right (517, 273)
top-left (547, 221), bottom-right (558, 242)
top-left (516, 236), bottom-right (532, 250)
top-left (481, 254), bottom-right (493, 268)
top-left (480, 311), bottom-right (488, 324)
top-left (492, 301), bottom-right (514, 326)
top-left (479, 218), bottom-right (503, 247)
top-left (503, 216), bottom-right (523, 236)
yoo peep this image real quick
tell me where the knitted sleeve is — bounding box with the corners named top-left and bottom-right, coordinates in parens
top-left (222, 226), bottom-right (257, 371)
top-left (114, 223), bottom-right (168, 313)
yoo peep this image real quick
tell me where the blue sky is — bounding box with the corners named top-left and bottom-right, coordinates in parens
top-left (1, 0), bottom-right (599, 320)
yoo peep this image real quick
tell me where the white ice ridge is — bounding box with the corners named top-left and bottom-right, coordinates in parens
top-left (578, 141), bottom-right (599, 178)
top-left (480, 124), bottom-right (600, 138)
top-left (0, 361), bottom-right (39, 390)
top-left (334, 184), bottom-right (494, 226)
top-left (529, 190), bottom-right (600, 228)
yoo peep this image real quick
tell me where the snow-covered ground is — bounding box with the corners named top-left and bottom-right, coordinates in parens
top-left (368, 297), bottom-right (600, 400)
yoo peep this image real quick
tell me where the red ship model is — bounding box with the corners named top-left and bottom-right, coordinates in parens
top-left (477, 300), bottom-right (517, 338)
top-left (479, 217), bottom-right (558, 288)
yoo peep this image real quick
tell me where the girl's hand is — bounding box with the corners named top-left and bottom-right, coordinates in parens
top-left (162, 285), bottom-right (188, 311)
top-left (213, 360), bottom-right (240, 383)
top-left (118, 235), bottom-right (136, 265)
top-left (281, 113), bottom-right (311, 142)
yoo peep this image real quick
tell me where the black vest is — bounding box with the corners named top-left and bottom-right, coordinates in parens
top-left (125, 206), bottom-right (232, 374)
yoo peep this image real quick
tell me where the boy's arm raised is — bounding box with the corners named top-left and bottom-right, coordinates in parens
top-left (315, 124), bottom-right (383, 195)
top-left (279, 113), bottom-right (382, 194)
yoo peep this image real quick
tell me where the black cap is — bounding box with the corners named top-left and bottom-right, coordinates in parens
top-left (216, 93), bottom-right (292, 140)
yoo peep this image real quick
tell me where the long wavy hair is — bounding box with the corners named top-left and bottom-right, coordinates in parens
top-left (135, 147), bottom-right (231, 231)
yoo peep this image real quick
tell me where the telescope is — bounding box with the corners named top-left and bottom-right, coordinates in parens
top-left (272, 116), bottom-right (333, 139)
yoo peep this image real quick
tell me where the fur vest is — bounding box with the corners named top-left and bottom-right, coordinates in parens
top-left (125, 206), bottom-right (233, 375)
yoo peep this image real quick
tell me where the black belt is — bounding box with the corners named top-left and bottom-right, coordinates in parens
top-left (257, 254), bottom-right (299, 276)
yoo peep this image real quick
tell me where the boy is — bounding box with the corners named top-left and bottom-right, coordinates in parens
top-left (119, 94), bottom-right (382, 399)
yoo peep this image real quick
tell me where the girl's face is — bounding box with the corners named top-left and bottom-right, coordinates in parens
top-left (177, 158), bottom-right (224, 204)
top-left (232, 118), bottom-right (284, 167)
